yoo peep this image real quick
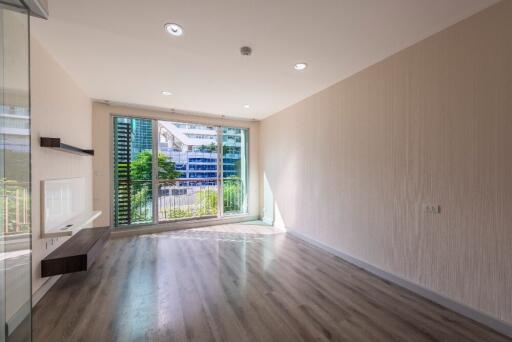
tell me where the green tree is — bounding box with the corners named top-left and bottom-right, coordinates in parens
top-left (129, 150), bottom-right (180, 222)
top-left (197, 143), bottom-right (217, 153)
top-left (223, 176), bottom-right (242, 213)
top-left (130, 150), bottom-right (181, 181)
top-left (198, 188), bottom-right (217, 216)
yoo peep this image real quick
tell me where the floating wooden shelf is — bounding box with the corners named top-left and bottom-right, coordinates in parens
top-left (40, 137), bottom-right (94, 156)
top-left (41, 226), bottom-right (111, 278)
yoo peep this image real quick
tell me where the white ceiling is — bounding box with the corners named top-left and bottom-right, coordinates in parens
top-left (32, 0), bottom-right (498, 120)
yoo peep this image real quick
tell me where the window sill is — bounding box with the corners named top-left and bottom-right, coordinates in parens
top-left (111, 214), bottom-right (259, 237)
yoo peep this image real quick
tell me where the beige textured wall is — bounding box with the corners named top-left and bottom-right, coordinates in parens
top-left (260, 1), bottom-right (512, 325)
top-left (31, 38), bottom-right (93, 293)
top-left (92, 103), bottom-right (260, 228)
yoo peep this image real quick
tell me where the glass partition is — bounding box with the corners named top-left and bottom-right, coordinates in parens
top-left (0, 2), bottom-right (32, 341)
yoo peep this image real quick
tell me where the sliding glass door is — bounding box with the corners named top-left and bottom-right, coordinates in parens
top-left (157, 121), bottom-right (219, 221)
top-left (113, 116), bottom-right (248, 227)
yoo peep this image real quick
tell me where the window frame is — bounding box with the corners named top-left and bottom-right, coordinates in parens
top-left (110, 113), bottom-right (250, 229)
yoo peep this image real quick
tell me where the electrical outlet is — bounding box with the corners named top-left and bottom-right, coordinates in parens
top-left (424, 204), bottom-right (441, 214)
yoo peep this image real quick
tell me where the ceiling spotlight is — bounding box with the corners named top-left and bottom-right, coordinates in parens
top-left (294, 63), bottom-right (308, 71)
top-left (244, 104), bottom-right (251, 109)
top-left (164, 23), bottom-right (184, 36)
top-left (161, 90), bottom-right (173, 96)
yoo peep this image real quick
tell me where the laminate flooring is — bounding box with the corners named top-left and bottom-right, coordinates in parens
top-left (33, 222), bottom-right (510, 342)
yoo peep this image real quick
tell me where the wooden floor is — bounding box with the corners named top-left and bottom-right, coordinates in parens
top-left (33, 222), bottom-right (510, 342)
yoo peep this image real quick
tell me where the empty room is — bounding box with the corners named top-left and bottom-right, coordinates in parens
top-left (0, 0), bottom-right (511, 341)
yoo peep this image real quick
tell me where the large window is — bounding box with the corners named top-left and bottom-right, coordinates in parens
top-left (113, 116), bottom-right (248, 227)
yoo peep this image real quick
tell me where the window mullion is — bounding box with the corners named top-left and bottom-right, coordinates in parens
top-left (217, 126), bottom-right (224, 218)
top-left (152, 119), bottom-right (159, 224)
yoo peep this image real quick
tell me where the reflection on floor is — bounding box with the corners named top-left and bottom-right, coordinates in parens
top-left (33, 222), bottom-right (508, 342)
top-left (3, 240), bottom-right (31, 341)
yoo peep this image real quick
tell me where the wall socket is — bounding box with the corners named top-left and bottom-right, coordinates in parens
top-left (45, 237), bottom-right (60, 250)
top-left (424, 205), bottom-right (441, 214)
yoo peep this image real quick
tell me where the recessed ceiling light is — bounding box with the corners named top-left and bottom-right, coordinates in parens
top-left (243, 104), bottom-right (251, 109)
top-left (294, 63), bottom-right (308, 71)
top-left (161, 90), bottom-right (173, 96)
top-left (164, 23), bottom-right (184, 36)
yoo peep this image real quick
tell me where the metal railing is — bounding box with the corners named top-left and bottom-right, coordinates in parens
top-left (1, 181), bottom-right (30, 235)
top-left (114, 179), bottom-right (153, 225)
top-left (158, 178), bottom-right (218, 221)
top-left (222, 177), bottom-right (245, 215)
top-left (115, 177), bottom-right (246, 225)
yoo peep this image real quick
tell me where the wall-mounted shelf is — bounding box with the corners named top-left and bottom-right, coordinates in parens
top-left (41, 226), bottom-right (111, 277)
top-left (42, 210), bottom-right (102, 238)
top-left (40, 137), bottom-right (94, 156)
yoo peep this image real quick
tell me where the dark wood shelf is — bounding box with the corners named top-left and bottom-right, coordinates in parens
top-left (41, 227), bottom-right (111, 277)
top-left (40, 137), bottom-right (94, 156)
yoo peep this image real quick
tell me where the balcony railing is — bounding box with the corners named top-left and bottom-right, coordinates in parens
top-left (222, 177), bottom-right (245, 215)
top-left (158, 178), bottom-right (218, 221)
top-left (114, 179), bottom-right (153, 225)
top-left (115, 177), bottom-right (246, 226)
top-left (158, 177), bottom-right (245, 221)
top-left (1, 181), bottom-right (30, 235)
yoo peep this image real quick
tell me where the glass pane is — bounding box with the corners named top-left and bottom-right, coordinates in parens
top-left (157, 120), bottom-right (218, 221)
top-left (0, 5), bottom-right (31, 341)
top-left (222, 127), bottom-right (248, 215)
top-left (113, 117), bottom-right (153, 226)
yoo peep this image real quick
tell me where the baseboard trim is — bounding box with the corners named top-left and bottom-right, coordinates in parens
top-left (33, 275), bottom-right (62, 307)
top-left (287, 230), bottom-right (512, 338)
